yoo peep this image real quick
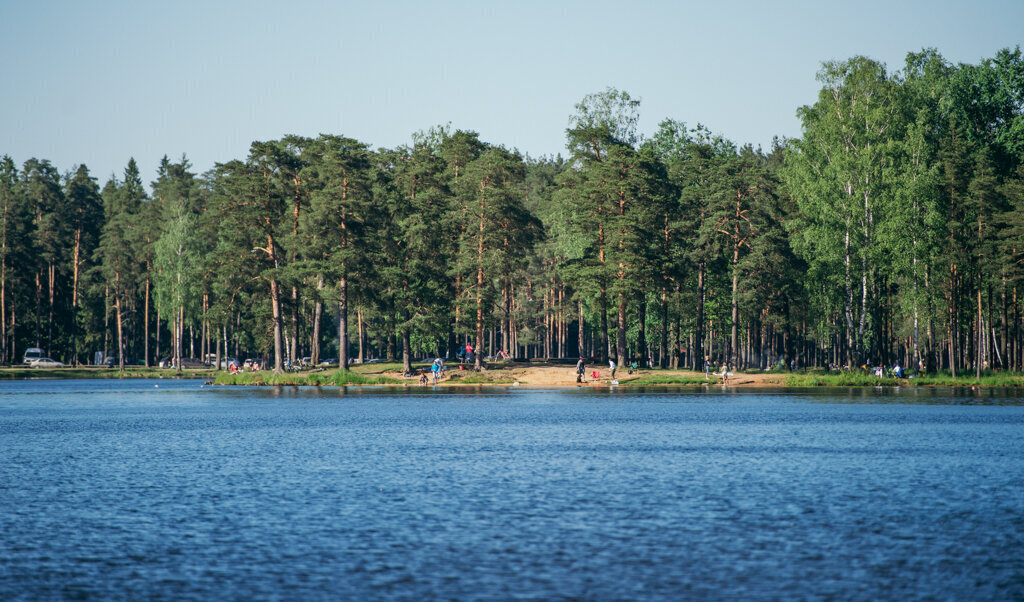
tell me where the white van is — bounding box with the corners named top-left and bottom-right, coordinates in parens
top-left (23, 348), bottom-right (44, 364)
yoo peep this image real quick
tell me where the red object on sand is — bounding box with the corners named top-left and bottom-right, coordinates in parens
top-left (592, 370), bottom-right (600, 379)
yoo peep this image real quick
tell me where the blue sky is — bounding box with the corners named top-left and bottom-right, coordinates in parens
top-left (2, 0), bottom-right (1021, 188)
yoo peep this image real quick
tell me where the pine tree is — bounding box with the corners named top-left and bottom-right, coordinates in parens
top-left (0, 156), bottom-right (33, 364)
top-left (63, 165), bottom-right (103, 365)
top-left (300, 135), bottom-right (374, 370)
top-left (453, 146), bottom-right (542, 369)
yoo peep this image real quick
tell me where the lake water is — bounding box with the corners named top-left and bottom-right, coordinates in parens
top-left (1, 380), bottom-right (1022, 600)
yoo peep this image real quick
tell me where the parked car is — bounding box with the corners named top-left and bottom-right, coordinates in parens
top-left (30, 358), bottom-right (65, 368)
top-left (104, 356), bottom-right (144, 367)
top-left (319, 358), bottom-right (337, 366)
top-left (23, 347), bottom-right (44, 364)
top-left (178, 358), bottom-right (207, 369)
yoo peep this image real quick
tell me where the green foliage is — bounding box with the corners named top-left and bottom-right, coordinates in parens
top-left (3, 46), bottom-right (1024, 382)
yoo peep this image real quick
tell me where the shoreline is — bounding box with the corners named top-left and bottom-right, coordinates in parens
top-left (209, 364), bottom-right (1024, 389)
top-left (0, 367), bottom-right (216, 380)
top-left (4, 364), bottom-right (1023, 389)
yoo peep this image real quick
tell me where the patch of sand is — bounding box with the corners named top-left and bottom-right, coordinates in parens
top-left (392, 363), bottom-right (789, 387)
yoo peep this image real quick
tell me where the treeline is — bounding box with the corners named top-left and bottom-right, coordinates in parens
top-left (2, 48), bottom-right (1023, 375)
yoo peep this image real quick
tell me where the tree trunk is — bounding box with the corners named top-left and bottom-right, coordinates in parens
top-left (0, 257), bottom-right (6, 364)
top-left (977, 281), bottom-right (983, 379)
top-left (731, 245), bottom-right (739, 368)
top-left (358, 306), bottom-right (365, 364)
top-left (475, 265), bottom-right (485, 371)
top-left (660, 290), bottom-right (668, 368)
top-left (636, 295), bottom-right (647, 367)
top-left (35, 270), bottom-right (41, 349)
top-left (291, 286), bottom-right (299, 364)
top-left (695, 261), bottom-right (705, 370)
top-left (339, 275), bottom-right (349, 371)
top-left (267, 233), bottom-right (284, 372)
top-left (155, 308), bottom-right (161, 365)
top-left (0, 202), bottom-right (7, 364)
top-left (949, 264), bottom-right (957, 378)
top-left (142, 278), bottom-right (151, 367)
top-left (71, 227), bottom-right (81, 365)
top-left (175, 304), bottom-right (183, 375)
top-left (616, 296), bottom-right (627, 368)
top-left (47, 262), bottom-right (54, 358)
top-left (401, 324), bottom-right (412, 375)
top-left (311, 276), bottom-right (323, 365)
top-left (600, 289), bottom-right (609, 362)
top-left (115, 272), bottom-right (124, 372)
top-left (578, 298), bottom-right (585, 359)
top-left (843, 227), bottom-right (854, 366)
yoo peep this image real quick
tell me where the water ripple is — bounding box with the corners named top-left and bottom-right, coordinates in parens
top-left (0, 380), bottom-right (1022, 600)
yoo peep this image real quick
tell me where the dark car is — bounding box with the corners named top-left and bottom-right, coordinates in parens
top-left (178, 358), bottom-right (207, 369)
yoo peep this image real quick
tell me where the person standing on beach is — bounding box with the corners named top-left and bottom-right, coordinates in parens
top-left (609, 358), bottom-right (616, 379)
top-left (576, 357), bottom-right (585, 383)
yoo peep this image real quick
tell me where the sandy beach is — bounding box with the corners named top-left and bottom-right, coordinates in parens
top-left (395, 363), bottom-right (790, 388)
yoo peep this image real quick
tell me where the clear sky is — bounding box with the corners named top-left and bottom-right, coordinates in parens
top-left (2, 0), bottom-right (1021, 188)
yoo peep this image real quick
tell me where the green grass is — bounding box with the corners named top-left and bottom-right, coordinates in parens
top-left (785, 371), bottom-right (1024, 387)
top-left (212, 369), bottom-right (401, 386)
top-left (350, 362), bottom-right (406, 373)
top-left (625, 373), bottom-right (717, 385)
top-left (0, 366), bottom-right (215, 379)
top-left (445, 373), bottom-right (516, 384)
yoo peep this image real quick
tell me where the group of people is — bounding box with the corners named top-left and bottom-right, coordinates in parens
top-left (228, 360), bottom-right (259, 373)
top-left (704, 357), bottom-right (732, 383)
top-left (575, 358), bottom-right (618, 383)
top-left (870, 362), bottom-right (905, 378)
top-left (418, 357), bottom-right (447, 385)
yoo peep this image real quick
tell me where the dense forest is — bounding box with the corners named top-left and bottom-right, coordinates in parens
top-left (3, 48), bottom-right (1024, 377)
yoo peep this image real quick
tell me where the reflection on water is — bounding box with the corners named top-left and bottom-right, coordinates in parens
top-left (1, 380), bottom-right (1022, 600)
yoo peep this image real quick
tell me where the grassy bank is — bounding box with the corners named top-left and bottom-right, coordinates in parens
top-left (213, 369), bottom-right (401, 386)
top-left (784, 372), bottom-right (1024, 387)
top-left (0, 366), bottom-right (216, 379)
top-left (444, 373), bottom-right (516, 384)
top-left (622, 373), bottom-right (718, 385)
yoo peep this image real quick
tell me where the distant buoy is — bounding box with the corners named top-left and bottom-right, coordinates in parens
top-left (154, 384), bottom-right (159, 388)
